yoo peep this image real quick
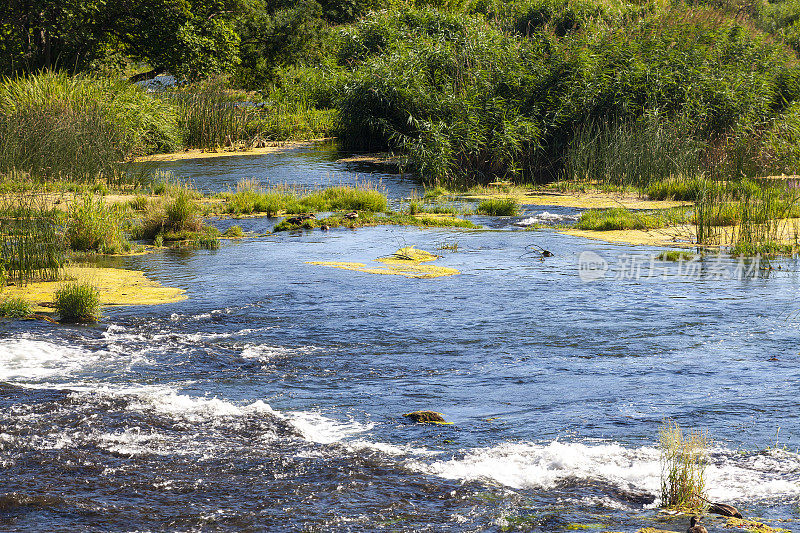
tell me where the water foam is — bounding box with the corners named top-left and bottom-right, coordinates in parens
top-left (0, 338), bottom-right (102, 381)
top-left (516, 211), bottom-right (580, 226)
top-left (412, 440), bottom-right (800, 504)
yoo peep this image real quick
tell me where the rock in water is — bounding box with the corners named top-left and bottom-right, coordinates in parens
top-left (403, 411), bottom-right (449, 424)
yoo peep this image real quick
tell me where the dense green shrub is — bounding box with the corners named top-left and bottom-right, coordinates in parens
top-left (332, 5), bottom-right (800, 185)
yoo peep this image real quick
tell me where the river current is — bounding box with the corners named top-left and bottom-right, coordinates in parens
top-left (1, 146), bottom-right (798, 531)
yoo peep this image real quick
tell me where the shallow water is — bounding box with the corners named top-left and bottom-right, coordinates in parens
top-left (2, 149), bottom-right (799, 532)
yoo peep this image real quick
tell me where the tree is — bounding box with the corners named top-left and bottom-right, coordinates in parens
top-left (0, 0), bottom-right (241, 79)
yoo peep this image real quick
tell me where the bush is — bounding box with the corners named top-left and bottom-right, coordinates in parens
top-left (333, 6), bottom-right (800, 185)
top-left (54, 281), bottom-right (101, 323)
top-left (0, 296), bottom-right (32, 318)
top-left (135, 184), bottom-right (203, 241)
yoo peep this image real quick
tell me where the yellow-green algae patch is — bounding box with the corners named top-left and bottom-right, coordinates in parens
top-left (725, 517), bottom-right (790, 533)
top-left (3, 266), bottom-right (186, 313)
top-left (307, 246), bottom-right (459, 279)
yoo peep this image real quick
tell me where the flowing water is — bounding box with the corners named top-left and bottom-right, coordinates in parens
top-left (1, 146), bottom-right (799, 532)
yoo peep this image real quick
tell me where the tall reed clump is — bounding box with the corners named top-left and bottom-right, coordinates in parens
top-left (0, 71), bottom-right (180, 182)
top-left (65, 195), bottom-right (129, 254)
top-left (659, 420), bottom-right (709, 510)
top-left (565, 114), bottom-right (704, 188)
top-left (692, 179), bottom-right (800, 253)
top-left (173, 78), bottom-right (259, 149)
top-left (54, 281), bottom-right (101, 323)
top-left (0, 192), bottom-right (64, 284)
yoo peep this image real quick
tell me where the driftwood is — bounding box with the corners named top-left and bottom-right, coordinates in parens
top-left (696, 494), bottom-right (743, 518)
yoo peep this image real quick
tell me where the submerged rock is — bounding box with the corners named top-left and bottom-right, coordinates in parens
top-left (403, 410), bottom-right (450, 424)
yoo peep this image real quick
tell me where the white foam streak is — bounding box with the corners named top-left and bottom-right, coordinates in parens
top-left (414, 441), bottom-right (800, 504)
top-left (286, 411), bottom-right (373, 444)
top-left (516, 211), bottom-right (580, 226)
top-left (0, 338), bottom-right (102, 381)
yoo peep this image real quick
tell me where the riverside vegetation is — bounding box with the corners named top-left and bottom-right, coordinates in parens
top-left (5, 0), bottom-right (800, 317)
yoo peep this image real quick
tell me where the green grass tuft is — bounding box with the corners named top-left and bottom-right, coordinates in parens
top-left (476, 198), bottom-right (520, 216)
top-left (0, 296), bottom-right (32, 318)
top-left (659, 420), bottom-right (708, 510)
top-left (657, 251), bottom-right (696, 261)
top-left (54, 281), bottom-right (101, 323)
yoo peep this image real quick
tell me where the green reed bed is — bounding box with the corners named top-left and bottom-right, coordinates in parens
top-left (576, 207), bottom-right (688, 231)
top-left (0, 194), bottom-right (64, 284)
top-left (693, 179), bottom-right (800, 252)
top-left (0, 71), bottom-right (179, 184)
top-left (172, 79), bottom-right (260, 150)
top-left (221, 180), bottom-right (388, 216)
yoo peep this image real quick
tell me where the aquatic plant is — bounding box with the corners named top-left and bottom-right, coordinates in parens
top-left (657, 251), bottom-right (696, 261)
top-left (0, 71), bottom-right (180, 182)
top-left (0, 193), bottom-right (64, 284)
top-left (173, 78), bottom-right (260, 149)
top-left (223, 225), bottom-right (245, 238)
top-left (659, 420), bottom-right (709, 510)
top-left (0, 296), bottom-right (32, 318)
top-left (222, 180), bottom-right (388, 216)
top-left (65, 195), bottom-right (129, 254)
top-left (54, 281), bottom-right (101, 323)
top-left (577, 207), bottom-right (687, 231)
top-left (476, 198), bottom-right (520, 216)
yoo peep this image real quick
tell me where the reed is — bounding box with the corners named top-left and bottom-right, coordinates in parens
top-left (476, 198), bottom-right (520, 216)
top-left (659, 420), bottom-right (709, 510)
top-left (173, 79), bottom-right (259, 149)
top-left (0, 71), bottom-right (179, 182)
top-left (65, 194), bottom-right (129, 254)
top-left (565, 115), bottom-right (704, 188)
top-left (0, 193), bottom-right (64, 284)
top-left (54, 281), bottom-right (101, 323)
top-left (222, 180), bottom-right (388, 215)
top-left (576, 207), bottom-right (686, 231)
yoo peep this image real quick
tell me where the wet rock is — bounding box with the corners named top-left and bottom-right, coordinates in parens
top-left (403, 410), bottom-right (449, 424)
